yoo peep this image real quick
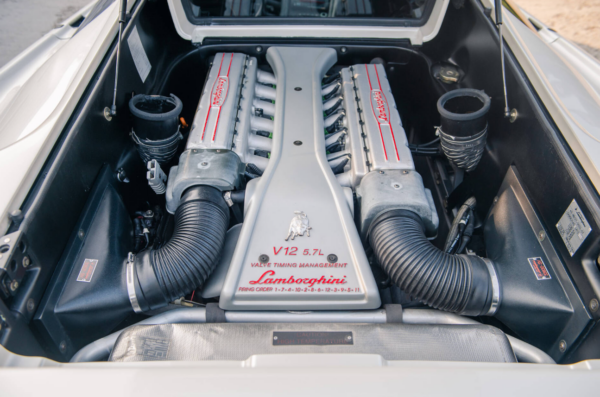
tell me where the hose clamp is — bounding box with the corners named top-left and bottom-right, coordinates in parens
top-left (126, 252), bottom-right (143, 313)
top-left (482, 258), bottom-right (501, 316)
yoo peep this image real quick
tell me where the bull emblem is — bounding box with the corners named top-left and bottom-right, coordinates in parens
top-left (285, 211), bottom-right (312, 241)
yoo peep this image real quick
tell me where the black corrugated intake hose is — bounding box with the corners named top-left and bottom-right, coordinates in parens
top-left (369, 210), bottom-right (498, 316)
top-left (132, 186), bottom-right (230, 311)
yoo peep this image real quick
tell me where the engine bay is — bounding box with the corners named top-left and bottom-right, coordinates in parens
top-left (1, 0), bottom-right (600, 366)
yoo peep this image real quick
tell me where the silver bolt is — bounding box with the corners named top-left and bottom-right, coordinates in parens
top-left (538, 231), bottom-right (546, 242)
top-left (590, 299), bottom-right (599, 312)
top-left (558, 340), bottom-right (567, 352)
top-left (402, 170), bottom-right (409, 174)
top-left (9, 280), bottom-right (19, 292)
top-left (346, 335), bottom-right (352, 340)
top-left (59, 341), bottom-right (67, 353)
top-left (340, 47), bottom-right (347, 53)
top-left (273, 336), bottom-right (278, 341)
top-left (256, 46), bottom-right (263, 53)
top-left (393, 184), bottom-right (401, 189)
top-left (22, 256), bottom-right (31, 268)
top-left (103, 107), bottom-right (113, 121)
top-left (509, 108), bottom-right (518, 123)
top-left (3, 238), bottom-right (9, 243)
top-left (493, 197), bottom-right (499, 203)
top-left (78, 230), bottom-right (85, 239)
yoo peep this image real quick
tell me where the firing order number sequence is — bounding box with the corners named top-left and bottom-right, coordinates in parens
top-left (274, 247), bottom-right (323, 256)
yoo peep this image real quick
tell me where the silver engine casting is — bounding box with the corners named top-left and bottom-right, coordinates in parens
top-left (165, 47), bottom-right (438, 310)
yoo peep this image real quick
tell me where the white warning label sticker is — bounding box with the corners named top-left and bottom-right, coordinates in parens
top-left (127, 26), bottom-right (151, 83)
top-left (556, 199), bottom-right (592, 256)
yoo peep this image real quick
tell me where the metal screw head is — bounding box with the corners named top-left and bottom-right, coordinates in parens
top-left (27, 299), bottom-right (35, 313)
top-left (538, 231), bottom-right (546, 242)
top-left (59, 341), bottom-right (67, 353)
top-left (273, 336), bottom-right (278, 341)
top-left (256, 46), bottom-right (263, 53)
top-left (509, 109), bottom-right (518, 123)
top-left (259, 254), bottom-right (269, 264)
top-left (9, 280), bottom-right (19, 292)
top-left (493, 196), bottom-right (499, 203)
top-left (340, 47), bottom-right (347, 53)
top-left (558, 340), bottom-right (567, 352)
top-left (78, 229), bottom-right (85, 240)
top-left (3, 238), bottom-right (9, 243)
top-left (590, 299), bottom-right (599, 312)
top-left (327, 254), bottom-right (338, 263)
top-left (393, 183), bottom-right (401, 189)
top-left (293, 140), bottom-right (303, 146)
top-left (402, 170), bottom-right (409, 174)
top-left (294, 87), bottom-right (302, 91)
top-left (22, 256), bottom-right (31, 268)
top-left (346, 335), bottom-right (352, 340)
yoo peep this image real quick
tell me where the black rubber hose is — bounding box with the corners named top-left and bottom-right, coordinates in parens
top-left (369, 210), bottom-right (496, 316)
top-left (132, 186), bottom-right (230, 311)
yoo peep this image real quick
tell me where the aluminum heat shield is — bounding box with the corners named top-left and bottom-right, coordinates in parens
top-left (220, 47), bottom-right (380, 310)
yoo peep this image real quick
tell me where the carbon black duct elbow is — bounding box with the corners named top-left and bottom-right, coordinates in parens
top-left (369, 210), bottom-right (500, 316)
top-left (128, 186), bottom-right (230, 312)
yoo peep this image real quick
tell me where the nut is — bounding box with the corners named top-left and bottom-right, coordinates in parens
top-left (22, 256), bottom-right (31, 268)
top-left (9, 280), bottom-right (19, 292)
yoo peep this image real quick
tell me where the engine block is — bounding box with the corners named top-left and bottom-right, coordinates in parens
top-left (166, 47), bottom-right (437, 310)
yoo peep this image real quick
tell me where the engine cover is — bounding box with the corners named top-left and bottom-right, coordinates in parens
top-left (219, 47), bottom-right (380, 310)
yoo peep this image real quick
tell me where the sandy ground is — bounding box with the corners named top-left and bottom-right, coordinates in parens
top-left (0, 0), bottom-right (92, 68)
top-left (514, 0), bottom-right (600, 60)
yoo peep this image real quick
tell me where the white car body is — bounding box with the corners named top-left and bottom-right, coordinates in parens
top-left (1, 0), bottom-right (600, 395)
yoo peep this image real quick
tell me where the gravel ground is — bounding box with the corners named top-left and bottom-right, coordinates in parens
top-left (0, 0), bottom-right (92, 68)
top-left (514, 0), bottom-right (600, 60)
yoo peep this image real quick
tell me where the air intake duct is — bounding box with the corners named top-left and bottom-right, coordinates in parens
top-left (129, 94), bottom-right (183, 166)
top-left (437, 88), bottom-right (490, 172)
top-left (369, 210), bottom-right (500, 316)
top-left (127, 186), bottom-right (229, 312)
